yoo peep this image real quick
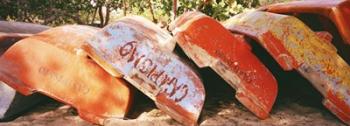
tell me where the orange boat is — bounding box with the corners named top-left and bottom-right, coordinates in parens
top-left (170, 11), bottom-right (278, 119)
top-left (224, 11), bottom-right (350, 125)
top-left (0, 25), bottom-right (133, 125)
top-left (0, 22), bottom-right (49, 121)
top-left (83, 16), bottom-right (205, 126)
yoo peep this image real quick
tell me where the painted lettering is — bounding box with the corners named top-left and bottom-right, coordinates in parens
top-left (175, 84), bottom-right (188, 102)
top-left (119, 41), bottom-right (137, 62)
top-left (117, 41), bottom-right (189, 102)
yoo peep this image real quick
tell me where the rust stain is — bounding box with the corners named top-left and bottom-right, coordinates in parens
top-left (0, 25), bottom-right (133, 125)
top-left (260, 0), bottom-right (350, 45)
top-left (171, 11), bottom-right (278, 119)
top-left (84, 16), bottom-right (205, 126)
top-left (224, 11), bottom-right (350, 125)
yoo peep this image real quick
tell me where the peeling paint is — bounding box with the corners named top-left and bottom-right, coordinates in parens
top-left (224, 11), bottom-right (350, 125)
top-left (260, 0), bottom-right (350, 45)
top-left (171, 11), bottom-right (278, 119)
top-left (0, 25), bottom-right (133, 125)
top-left (84, 16), bottom-right (205, 126)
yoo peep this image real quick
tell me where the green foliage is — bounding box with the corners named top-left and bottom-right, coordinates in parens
top-left (0, 0), bottom-right (95, 26)
top-left (0, 0), bottom-right (264, 26)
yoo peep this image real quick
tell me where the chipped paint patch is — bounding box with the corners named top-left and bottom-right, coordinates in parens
top-left (0, 25), bottom-right (133, 125)
top-left (85, 16), bottom-right (205, 126)
top-left (261, 0), bottom-right (350, 45)
top-left (224, 11), bottom-right (350, 124)
top-left (171, 11), bottom-right (278, 119)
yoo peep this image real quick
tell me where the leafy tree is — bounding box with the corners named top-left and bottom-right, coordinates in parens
top-left (0, 0), bottom-right (273, 27)
top-left (0, 0), bottom-right (95, 26)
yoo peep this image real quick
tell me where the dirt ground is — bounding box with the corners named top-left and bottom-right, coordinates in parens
top-left (0, 69), bottom-right (345, 126)
top-left (0, 88), bottom-right (344, 126)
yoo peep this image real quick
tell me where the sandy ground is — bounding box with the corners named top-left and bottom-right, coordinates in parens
top-left (0, 68), bottom-right (345, 126)
top-left (0, 89), bottom-right (344, 126)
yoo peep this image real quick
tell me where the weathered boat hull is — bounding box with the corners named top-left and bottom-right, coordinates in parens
top-left (170, 11), bottom-right (278, 119)
top-left (0, 22), bottom-right (49, 121)
top-left (224, 11), bottom-right (350, 125)
top-left (260, 0), bottom-right (350, 45)
top-left (0, 25), bottom-right (133, 125)
top-left (83, 16), bottom-right (205, 126)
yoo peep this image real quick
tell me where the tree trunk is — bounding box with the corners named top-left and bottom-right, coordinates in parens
top-left (104, 6), bottom-right (110, 26)
top-left (172, 0), bottom-right (177, 20)
top-left (197, 0), bottom-right (212, 10)
top-left (147, 0), bottom-right (157, 23)
top-left (98, 5), bottom-right (104, 27)
top-left (123, 0), bottom-right (127, 16)
top-left (91, 7), bottom-right (98, 25)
